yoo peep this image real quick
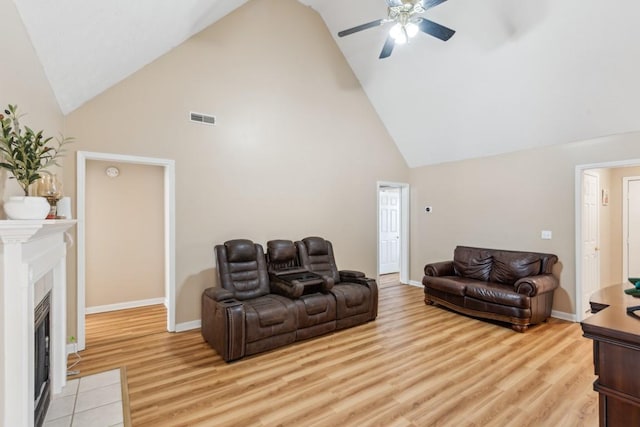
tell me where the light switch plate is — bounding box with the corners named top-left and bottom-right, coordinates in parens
top-left (541, 230), bottom-right (552, 240)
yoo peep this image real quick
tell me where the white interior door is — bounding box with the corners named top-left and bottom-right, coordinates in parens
top-left (379, 188), bottom-right (400, 274)
top-left (627, 178), bottom-right (640, 280)
top-left (582, 172), bottom-right (600, 316)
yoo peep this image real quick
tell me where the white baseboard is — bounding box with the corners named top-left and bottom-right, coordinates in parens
top-left (175, 320), bottom-right (201, 332)
top-left (66, 342), bottom-right (80, 356)
top-left (407, 280), bottom-right (422, 288)
top-left (551, 310), bottom-right (577, 322)
top-left (85, 297), bottom-right (166, 315)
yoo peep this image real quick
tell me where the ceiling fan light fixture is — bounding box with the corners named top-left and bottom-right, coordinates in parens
top-left (337, 0), bottom-right (455, 59)
top-left (389, 22), bottom-right (418, 45)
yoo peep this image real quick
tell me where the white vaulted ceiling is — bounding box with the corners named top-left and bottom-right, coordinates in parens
top-left (13, 0), bottom-right (640, 167)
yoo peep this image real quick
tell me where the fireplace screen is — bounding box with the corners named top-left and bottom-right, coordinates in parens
top-left (34, 292), bottom-right (51, 427)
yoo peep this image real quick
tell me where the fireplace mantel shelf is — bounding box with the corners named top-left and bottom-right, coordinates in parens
top-left (0, 219), bottom-right (76, 427)
top-left (0, 219), bottom-right (76, 244)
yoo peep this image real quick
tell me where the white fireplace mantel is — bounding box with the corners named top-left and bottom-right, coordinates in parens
top-left (0, 220), bottom-right (76, 427)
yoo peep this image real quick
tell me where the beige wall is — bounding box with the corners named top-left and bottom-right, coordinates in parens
top-left (85, 160), bottom-right (164, 308)
top-left (63, 0), bottom-right (409, 330)
top-left (0, 0), bottom-right (64, 200)
top-left (409, 133), bottom-right (640, 315)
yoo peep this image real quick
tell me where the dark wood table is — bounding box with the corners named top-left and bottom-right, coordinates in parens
top-left (581, 284), bottom-right (640, 426)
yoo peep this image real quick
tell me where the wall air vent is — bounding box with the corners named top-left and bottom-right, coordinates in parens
top-left (190, 112), bottom-right (216, 126)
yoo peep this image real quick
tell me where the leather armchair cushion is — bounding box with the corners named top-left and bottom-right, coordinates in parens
top-left (344, 286), bottom-right (365, 307)
top-left (295, 293), bottom-right (337, 328)
top-left (305, 237), bottom-right (330, 255)
top-left (465, 297), bottom-right (531, 318)
top-left (301, 294), bottom-right (332, 315)
top-left (244, 295), bottom-right (297, 342)
top-left (424, 276), bottom-right (470, 297)
top-left (297, 237), bottom-right (341, 283)
top-left (465, 282), bottom-right (530, 309)
top-left (307, 255), bottom-right (334, 275)
top-left (228, 261), bottom-right (264, 296)
top-left (332, 283), bottom-right (371, 318)
top-left (453, 246), bottom-right (493, 281)
top-left (226, 239), bottom-right (257, 262)
top-left (267, 240), bottom-right (297, 263)
top-left (216, 240), bottom-right (271, 301)
top-left (489, 252), bottom-right (541, 285)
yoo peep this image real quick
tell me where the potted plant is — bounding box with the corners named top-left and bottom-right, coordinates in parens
top-left (0, 104), bottom-right (72, 219)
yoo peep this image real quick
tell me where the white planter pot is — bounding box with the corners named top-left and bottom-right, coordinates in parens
top-left (4, 196), bottom-right (50, 220)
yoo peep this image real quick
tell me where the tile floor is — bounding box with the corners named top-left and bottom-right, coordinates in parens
top-left (44, 369), bottom-right (125, 427)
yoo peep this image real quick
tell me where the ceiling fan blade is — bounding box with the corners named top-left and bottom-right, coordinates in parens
top-left (386, 0), bottom-right (404, 6)
top-left (379, 35), bottom-right (395, 59)
top-left (417, 18), bottom-right (455, 41)
top-left (421, 0), bottom-right (449, 9)
top-left (338, 19), bottom-right (384, 37)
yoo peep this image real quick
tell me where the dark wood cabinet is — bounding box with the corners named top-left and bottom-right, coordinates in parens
top-left (581, 284), bottom-right (640, 426)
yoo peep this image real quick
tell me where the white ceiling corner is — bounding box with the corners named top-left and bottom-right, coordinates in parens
top-left (12, 0), bottom-right (249, 114)
top-left (13, 0), bottom-right (640, 166)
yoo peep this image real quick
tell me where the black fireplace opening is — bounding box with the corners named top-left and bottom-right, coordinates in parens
top-left (34, 292), bottom-right (51, 427)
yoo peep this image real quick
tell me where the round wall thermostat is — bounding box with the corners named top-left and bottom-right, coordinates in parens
top-left (106, 166), bottom-right (120, 178)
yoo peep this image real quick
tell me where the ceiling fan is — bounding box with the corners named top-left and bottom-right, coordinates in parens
top-left (338, 0), bottom-right (455, 59)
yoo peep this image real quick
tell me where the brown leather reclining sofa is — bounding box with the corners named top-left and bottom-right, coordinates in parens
top-left (201, 237), bottom-right (378, 361)
top-left (422, 246), bottom-right (559, 332)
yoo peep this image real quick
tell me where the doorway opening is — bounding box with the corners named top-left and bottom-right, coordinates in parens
top-left (377, 182), bottom-right (410, 284)
top-left (623, 176), bottom-right (640, 284)
top-left (575, 159), bottom-right (640, 321)
top-left (76, 151), bottom-right (176, 351)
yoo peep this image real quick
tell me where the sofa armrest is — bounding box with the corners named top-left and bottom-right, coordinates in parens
top-left (339, 270), bottom-right (366, 280)
top-left (339, 270), bottom-right (375, 287)
top-left (203, 286), bottom-right (235, 302)
top-left (424, 261), bottom-right (455, 277)
top-left (320, 275), bottom-right (335, 291)
top-left (201, 290), bottom-right (245, 362)
top-left (514, 274), bottom-right (559, 297)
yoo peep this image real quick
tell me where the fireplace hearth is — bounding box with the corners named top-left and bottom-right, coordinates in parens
top-left (34, 292), bottom-right (51, 427)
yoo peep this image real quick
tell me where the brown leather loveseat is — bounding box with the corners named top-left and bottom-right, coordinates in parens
top-left (201, 237), bottom-right (378, 361)
top-left (422, 246), bottom-right (559, 332)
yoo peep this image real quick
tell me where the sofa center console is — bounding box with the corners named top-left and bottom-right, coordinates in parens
top-left (270, 269), bottom-right (327, 296)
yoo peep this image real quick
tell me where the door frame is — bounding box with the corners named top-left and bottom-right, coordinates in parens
top-left (377, 181), bottom-right (410, 284)
top-left (76, 151), bottom-right (176, 351)
top-left (622, 176), bottom-right (640, 283)
top-left (575, 159), bottom-right (640, 321)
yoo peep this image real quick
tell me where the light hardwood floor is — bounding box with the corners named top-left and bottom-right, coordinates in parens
top-left (73, 275), bottom-right (598, 426)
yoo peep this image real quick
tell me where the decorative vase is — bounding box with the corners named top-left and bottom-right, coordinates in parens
top-left (3, 196), bottom-right (51, 220)
top-left (36, 173), bottom-right (63, 219)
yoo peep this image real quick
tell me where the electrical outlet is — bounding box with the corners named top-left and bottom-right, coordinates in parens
top-left (541, 230), bottom-right (552, 240)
